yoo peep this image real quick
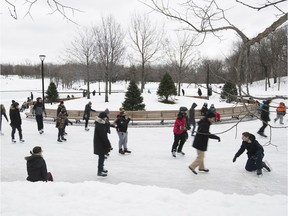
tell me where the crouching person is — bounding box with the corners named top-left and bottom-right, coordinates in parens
top-left (233, 132), bottom-right (271, 176)
top-left (25, 146), bottom-right (53, 182)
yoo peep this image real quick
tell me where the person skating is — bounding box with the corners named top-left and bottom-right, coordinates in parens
top-left (25, 146), bottom-right (53, 182)
top-left (200, 103), bottom-right (208, 116)
top-left (113, 108), bottom-right (131, 154)
top-left (233, 132), bottom-right (271, 176)
top-left (56, 108), bottom-right (68, 142)
top-left (171, 111), bottom-right (188, 157)
top-left (57, 101), bottom-right (71, 135)
top-left (32, 97), bottom-right (46, 134)
top-left (9, 101), bottom-right (24, 143)
top-left (274, 102), bottom-right (286, 124)
top-left (93, 112), bottom-right (112, 177)
top-left (188, 112), bottom-right (220, 174)
top-left (83, 101), bottom-right (96, 131)
top-left (189, 103), bottom-right (197, 136)
top-left (0, 104), bottom-right (9, 135)
top-left (257, 100), bottom-right (271, 137)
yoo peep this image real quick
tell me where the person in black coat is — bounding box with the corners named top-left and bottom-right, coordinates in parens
top-left (93, 112), bottom-right (112, 177)
top-left (9, 101), bottom-right (24, 143)
top-left (200, 103), bottom-right (208, 116)
top-left (25, 146), bottom-right (53, 182)
top-left (233, 132), bottom-right (271, 176)
top-left (257, 100), bottom-right (271, 137)
top-left (188, 112), bottom-right (220, 175)
top-left (188, 103), bottom-right (197, 136)
top-left (83, 101), bottom-right (96, 131)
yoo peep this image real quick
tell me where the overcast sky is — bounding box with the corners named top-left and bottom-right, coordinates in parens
top-left (0, 0), bottom-right (286, 65)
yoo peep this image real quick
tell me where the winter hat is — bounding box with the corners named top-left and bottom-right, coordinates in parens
top-left (31, 146), bottom-right (42, 154)
top-left (98, 112), bottom-right (108, 119)
top-left (179, 106), bottom-right (188, 112)
top-left (119, 107), bottom-right (126, 115)
top-left (104, 108), bottom-right (110, 115)
top-left (206, 112), bottom-right (216, 118)
top-left (60, 101), bottom-right (64, 105)
top-left (13, 102), bottom-right (19, 107)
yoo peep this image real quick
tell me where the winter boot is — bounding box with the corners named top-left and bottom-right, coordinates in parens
top-left (188, 166), bottom-right (198, 175)
top-left (12, 139), bottom-right (16, 143)
top-left (97, 171), bottom-right (107, 177)
top-left (177, 151), bottom-right (185, 155)
top-left (199, 168), bottom-right (209, 172)
top-left (20, 139), bottom-right (25, 143)
top-left (172, 150), bottom-right (176, 158)
top-left (257, 131), bottom-right (267, 137)
top-left (61, 137), bottom-right (67, 141)
top-left (124, 148), bottom-right (131, 153)
top-left (119, 149), bottom-right (124, 154)
top-left (57, 138), bottom-right (62, 142)
top-left (262, 162), bottom-right (271, 172)
top-left (257, 169), bottom-right (262, 175)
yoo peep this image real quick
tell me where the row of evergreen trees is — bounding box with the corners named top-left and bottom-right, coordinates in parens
top-left (46, 72), bottom-right (237, 110)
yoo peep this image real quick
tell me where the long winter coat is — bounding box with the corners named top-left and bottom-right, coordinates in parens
top-left (234, 135), bottom-right (264, 159)
top-left (192, 117), bottom-right (219, 151)
top-left (25, 154), bottom-right (48, 182)
top-left (93, 117), bottom-right (112, 155)
top-left (9, 105), bottom-right (22, 127)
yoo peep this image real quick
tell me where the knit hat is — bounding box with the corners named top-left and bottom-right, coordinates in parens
top-left (31, 146), bottom-right (42, 154)
top-left (206, 112), bottom-right (216, 118)
top-left (98, 112), bottom-right (108, 119)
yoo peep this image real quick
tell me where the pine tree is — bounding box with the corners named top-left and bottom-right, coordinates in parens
top-left (157, 72), bottom-right (177, 103)
top-left (46, 82), bottom-right (59, 103)
top-left (220, 80), bottom-right (238, 103)
top-left (122, 80), bottom-right (145, 111)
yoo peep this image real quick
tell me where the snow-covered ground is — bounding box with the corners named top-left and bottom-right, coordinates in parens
top-left (0, 75), bottom-right (287, 216)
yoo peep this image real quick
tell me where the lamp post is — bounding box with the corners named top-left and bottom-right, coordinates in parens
top-left (39, 55), bottom-right (46, 104)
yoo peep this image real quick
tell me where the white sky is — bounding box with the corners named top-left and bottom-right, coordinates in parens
top-left (0, 0), bottom-right (286, 65)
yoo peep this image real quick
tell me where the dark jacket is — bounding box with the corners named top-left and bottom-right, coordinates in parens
top-left (192, 117), bottom-right (219, 151)
top-left (114, 115), bottom-right (130, 132)
top-left (25, 154), bottom-right (48, 182)
top-left (9, 105), bottom-right (22, 127)
top-left (261, 102), bottom-right (270, 122)
top-left (93, 117), bottom-right (112, 155)
top-left (188, 103), bottom-right (197, 124)
top-left (83, 103), bottom-right (96, 120)
top-left (32, 101), bottom-right (46, 116)
top-left (201, 104), bottom-right (208, 116)
top-left (234, 135), bottom-right (264, 159)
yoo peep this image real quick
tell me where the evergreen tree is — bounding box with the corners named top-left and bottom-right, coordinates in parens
top-left (122, 80), bottom-right (145, 111)
top-left (220, 80), bottom-right (238, 102)
top-left (157, 72), bottom-right (177, 103)
top-left (46, 82), bottom-right (59, 103)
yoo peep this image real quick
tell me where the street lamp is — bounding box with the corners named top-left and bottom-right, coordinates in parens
top-left (39, 55), bottom-right (46, 104)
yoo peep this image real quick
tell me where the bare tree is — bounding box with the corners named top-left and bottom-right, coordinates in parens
top-left (93, 15), bottom-right (126, 102)
top-left (66, 27), bottom-right (95, 99)
top-left (4, 0), bottom-right (80, 22)
top-left (147, 0), bottom-right (287, 97)
top-left (129, 13), bottom-right (165, 93)
top-left (165, 32), bottom-right (197, 95)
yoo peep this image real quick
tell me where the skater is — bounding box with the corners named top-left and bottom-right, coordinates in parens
top-left (57, 101), bottom-right (71, 135)
top-left (189, 103), bottom-right (197, 136)
top-left (30, 92), bottom-right (34, 101)
top-left (257, 100), bottom-right (271, 137)
top-left (188, 112), bottom-right (220, 174)
top-left (83, 101), bottom-right (96, 131)
top-left (233, 132), bottom-right (271, 176)
top-left (113, 108), bottom-right (131, 154)
top-left (32, 97), bottom-right (46, 134)
top-left (25, 146), bottom-right (53, 182)
top-left (92, 90), bottom-right (96, 96)
top-left (274, 102), bottom-right (286, 124)
top-left (56, 108), bottom-right (68, 142)
top-left (200, 103), bottom-right (208, 116)
top-left (93, 112), bottom-right (112, 177)
top-left (9, 101), bottom-right (24, 143)
top-left (182, 89), bottom-right (185, 96)
top-left (0, 104), bottom-right (9, 135)
top-left (171, 111), bottom-right (189, 157)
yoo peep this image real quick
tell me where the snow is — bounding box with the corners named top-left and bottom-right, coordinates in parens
top-left (0, 75), bottom-right (287, 216)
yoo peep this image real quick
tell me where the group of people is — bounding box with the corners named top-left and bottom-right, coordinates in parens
top-left (2, 97), bottom-right (286, 182)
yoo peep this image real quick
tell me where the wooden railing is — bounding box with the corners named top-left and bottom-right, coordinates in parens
top-left (25, 104), bottom-right (257, 123)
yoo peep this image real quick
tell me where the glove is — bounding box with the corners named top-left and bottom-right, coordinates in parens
top-left (69, 121), bottom-right (73, 125)
top-left (216, 136), bottom-right (221, 142)
top-left (233, 156), bottom-right (237, 163)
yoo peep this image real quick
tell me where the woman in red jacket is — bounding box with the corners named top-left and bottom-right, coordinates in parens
top-left (171, 112), bottom-right (188, 157)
